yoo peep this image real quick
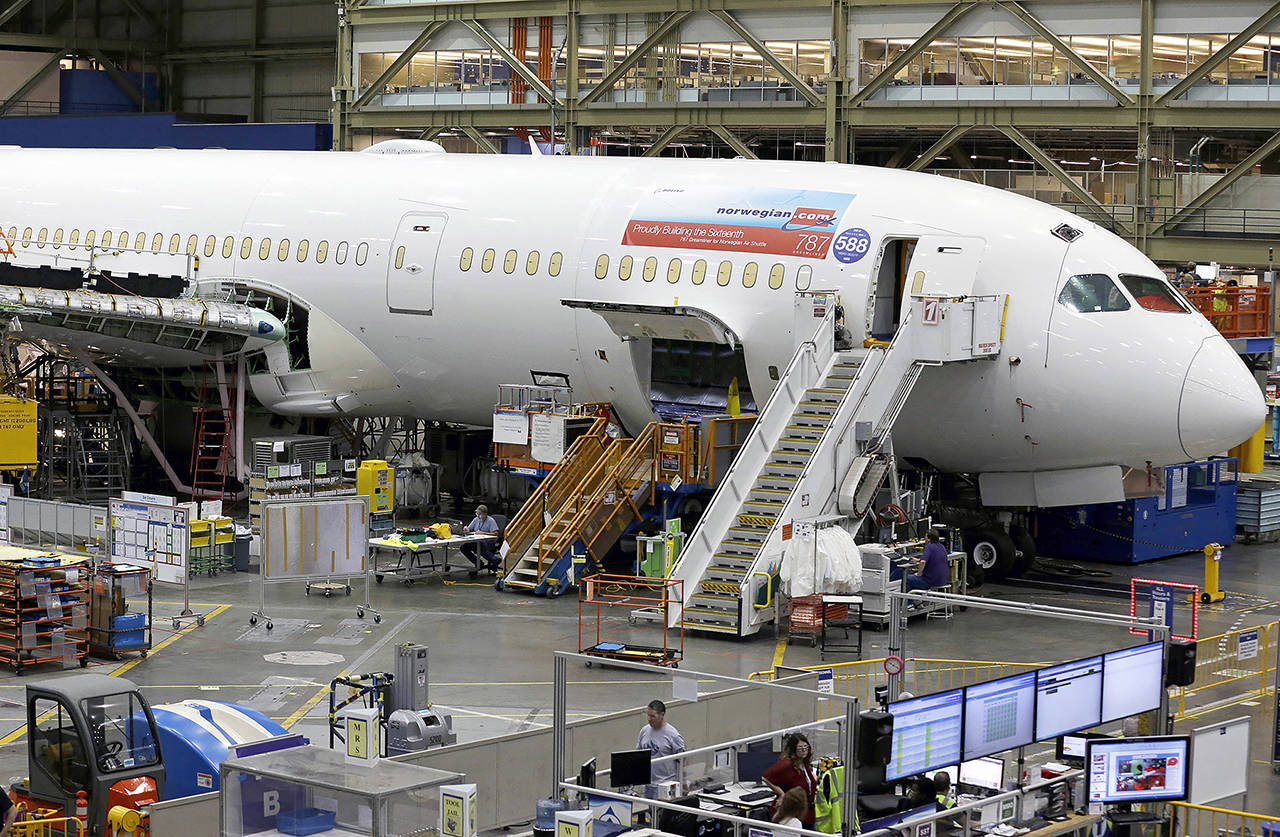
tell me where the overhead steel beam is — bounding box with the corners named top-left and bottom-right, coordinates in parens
top-left (641, 124), bottom-right (689, 158)
top-left (0, 33), bottom-right (163, 51)
top-left (996, 125), bottom-right (1130, 233)
top-left (905, 125), bottom-right (971, 171)
top-left (460, 125), bottom-right (500, 153)
top-left (997, 2), bottom-right (1133, 106)
top-left (708, 125), bottom-right (757, 159)
top-left (418, 126), bottom-right (445, 141)
top-left (0, 0), bottom-right (35, 28)
top-left (0, 49), bottom-right (63, 117)
top-left (354, 21), bottom-right (445, 110)
top-left (849, 2), bottom-right (978, 107)
top-left (709, 10), bottom-right (821, 107)
top-left (1151, 130), bottom-right (1280, 236)
top-left (163, 43), bottom-right (336, 63)
top-left (87, 50), bottom-right (146, 109)
top-left (463, 19), bottom-right (562, 107)
top-left (118, 0), bottom-right (163, 34)
top-left (1157, 1), bottom-right (1280, 105)
top-left (578, 10), bottom-right (691, 106)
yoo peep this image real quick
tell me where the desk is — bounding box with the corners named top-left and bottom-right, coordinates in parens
top-left (694, 782), bottom-right (775, 815)
top-left (369, 533), bottom-right (497, 586)
top-left (973, 813), bottom-right (1102, 837)
top-left (820, 594), bottom-right (863, 656)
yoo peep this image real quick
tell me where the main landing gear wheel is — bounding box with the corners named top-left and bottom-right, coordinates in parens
top-left (965, 526), bottom-right (1015, 581)
top-left (1008, 526), bottom-right (1037, 578)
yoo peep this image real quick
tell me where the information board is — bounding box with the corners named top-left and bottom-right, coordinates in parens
top-left (1190, 716), bottom-right (1250, 805)
top-left (263, 498), bottom-right (367, 580)
top-left (530, 413), bottom-right (566, 463)
top-left (492, 410), bottom-right (529, 445)
top-left (108, 498), bottom-right (189, 585)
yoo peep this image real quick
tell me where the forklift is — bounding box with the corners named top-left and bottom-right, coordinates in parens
top-left (11, 674), bottom-right (165, 836)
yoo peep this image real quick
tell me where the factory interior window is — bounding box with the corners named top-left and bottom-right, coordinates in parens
top-left (1119, 274), bottom-right (1191, 313)
top-left (1057, 273), bottom-right (1130, 313)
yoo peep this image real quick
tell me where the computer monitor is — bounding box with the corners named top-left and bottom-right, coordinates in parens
top-left (1035, 655), bottom-right (1103, 740)
top-left (1086, 736), bottom-right (1190, 804)
top-left (1101, 642), bottom-right (1164, 723)
top-left (736, 748), bottom-right (779, 783)
top-left (958, 757), bottom-right (1004, 793)
top-left (1057, 733), bottom-right (1108, 764)
top-left (962, 671), bottom-right (1036, 761)
top-left (610, 749), bottom-right (652, 787)
top-left (886, 689), bottom-right (964, 782)
top-left (579, 757), bottom-right (597, 789)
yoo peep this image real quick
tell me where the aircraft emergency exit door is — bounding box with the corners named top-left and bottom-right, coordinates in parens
top-left (387, 212), bottom-right (448, 314)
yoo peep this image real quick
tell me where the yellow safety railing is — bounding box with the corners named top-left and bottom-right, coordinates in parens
top-left (1171, 620), bottom-right (1277, 720)
top-left (1167, 801), bottom-right (1280, 837)
top-left (12, 808), bottom-right (89, 837)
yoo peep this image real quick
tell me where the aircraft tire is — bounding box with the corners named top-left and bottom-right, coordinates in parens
top-left (1008, 526), bottom-right (1037, 578)
top-left (965, 526), bottom-right (1015, 581)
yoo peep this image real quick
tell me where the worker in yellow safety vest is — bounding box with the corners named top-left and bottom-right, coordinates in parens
top-left (933, 771), bottom-right (957, 810)
top-left (813, 761), bottom-right (853, 834)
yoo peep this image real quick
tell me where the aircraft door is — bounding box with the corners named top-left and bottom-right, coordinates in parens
top-left (903, 235), bottom-right (987, 299)
top-left (387, 212), bottom-right (448, 314)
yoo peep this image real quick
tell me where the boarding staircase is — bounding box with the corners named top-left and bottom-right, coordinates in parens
top-left (669, 272), bottom-right (1007, 637)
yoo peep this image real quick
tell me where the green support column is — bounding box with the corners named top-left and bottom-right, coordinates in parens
top-left (565, 3), bottom-right (579, 154)
top-left (826, 0), bottom-right (850, 162)
top-left (333, 1), bottom-right (354, 151)
top-left (1135, 0), bottom-right (1155, 254)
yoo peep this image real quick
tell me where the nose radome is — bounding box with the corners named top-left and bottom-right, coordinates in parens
top-left (1178, 336), bottom-right (1266, 459)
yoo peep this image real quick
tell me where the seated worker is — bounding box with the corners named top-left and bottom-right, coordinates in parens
top-left (932, 772), bottom-right (956, 811)
top-left (462, 505), bottom-right (500, 576)
top-left (890, 530), bottom-right (949, 593)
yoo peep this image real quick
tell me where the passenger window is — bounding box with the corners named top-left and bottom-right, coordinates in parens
top-left (717, 261), bottom-right (732, 286)
top-left (240, 237), bottom-right (253, 259)
top-left (68, 229), bottom-right (79, 249)
top-left (459, 247), bottom-right (473, 271)
top-left (504, 250), bottom-right (517, 274)
top-left (277, 239), bottom-right (290, 261)
top-left (1119, 274), bottom-right (1190, 313)
top-left (667, 258), bottom-right (681, 284)
top-left (743, 263), bottom-right (758, 288)
top-left (336, 242), bottom-right (348, 264)
top-left (151, 233), bottom-right (163, 252)
top-left (6, 226), bottom-right (15, 242)
top-left (133, 232), bottom-right (144, 251)
top-left (222, 236), bottom-right (234, 258)
top-left (395, 246), bottom-right (406, 270)
top-left (692, 259), bottom-right (706, 285)
top-left (1057, 274), bottom-right (1130, 313)
top-left (297, 240), bottom-right (309, 262)
top-left (52, 228), bottom-right (63, 249)
top-left (481, 248), bottom-right (495, 272)
top-left (259, 238), bottom-right (272, 260)
top-left (168, 234), bottom-right (180, 253)
top-left (37, 228), bottom-right (47, 248)
top-left (316, 241), bottom-right (328, 263)
top-left (186, 235), bottom-right (198, 255)
top-left (642, 257), bottom-right (657, 282)
top-left (84, 230), bottom-right (95, 248)
top-left (549, 252), bottom-right (563, 277)
top-left (768, 263), bottom-right (784, 290)
top-left (526, 251), bottom-right (539, 275)
top-left (22, 227), bottom-right (32, 245)
top-left (796, 265), bottom-right (812, 291)
top-left (204, 235), bottom-right (216, 257)
top-left (356, 242), bottom-right (368, 266)
top-left (595, 254), bottom-right (609, 279)
top-left (618, 255), bottom-right (633, 280)
top-left (101, 231), bottom-right (113, 248)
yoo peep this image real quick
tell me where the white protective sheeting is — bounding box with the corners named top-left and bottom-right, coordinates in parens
top-left (778, 525), bottom-right (863, 597)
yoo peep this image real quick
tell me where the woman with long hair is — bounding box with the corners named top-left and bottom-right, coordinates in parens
top-left (762, 733), bottom-right (816, 827)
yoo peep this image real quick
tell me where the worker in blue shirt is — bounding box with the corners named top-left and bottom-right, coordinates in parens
top-left (891, 529), bottom-right (950, 592)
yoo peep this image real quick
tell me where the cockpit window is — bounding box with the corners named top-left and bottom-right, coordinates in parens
top-left (1058, 274), bottom-right (1130, 313)
top-left (1118, 274), bottom-right (1191, 313)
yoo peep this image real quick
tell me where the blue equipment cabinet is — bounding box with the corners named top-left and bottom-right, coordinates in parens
top-left (1033, 459), bottom-right (1238, 564)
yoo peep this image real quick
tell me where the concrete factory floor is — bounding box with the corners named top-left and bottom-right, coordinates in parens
top-left (0, 542), bottom-right (1275, 815)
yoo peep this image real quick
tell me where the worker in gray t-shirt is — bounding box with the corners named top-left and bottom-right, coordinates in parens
top-left (637, 699), bottom-right (685, 785)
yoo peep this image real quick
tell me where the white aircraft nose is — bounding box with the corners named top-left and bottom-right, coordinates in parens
top-left (1178, 336), bottom-right (1266, 459)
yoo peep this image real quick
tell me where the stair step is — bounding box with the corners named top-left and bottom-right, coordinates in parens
top-left (692, 589), bottom-right (739, 601)
top-left (735, 513), bottom-right (776, 527)
top-left (713, 553), bottom-right (755, 566)
top-left (792, 412), bottom-right (835, 421)
top-left (720, 539), bottom-right (764, 550)
top-left (682, 606), bottom-right (738, 618)
top-left (798, 400), bottom-right (838, 412)
top-left (680, 620), bottom-right (739, 633)
top-left (748, 487), bottom-right (789, 496)
top-left (783, 424), bottom-right (826, 436)
top-left (504, 580), bottom-right (536, 589)
top-left (776, 436), bottom-right (820, 447)
top-left (707, 565), bottom-right (748, 576)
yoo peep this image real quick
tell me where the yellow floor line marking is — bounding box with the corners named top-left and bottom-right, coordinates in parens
top-left (772, 635), bottom-right (787, 671)
top-left (0, 604), bottom-right (231, 746)
top-left (152, 600), bottom-right (233, 608)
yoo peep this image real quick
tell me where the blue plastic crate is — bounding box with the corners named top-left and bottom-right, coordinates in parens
top-left (275, 808), bottom-right (336, 836)
top-left (113, 630), bottom-right (147, 650)
top-left (111, 613), bottom-right (145, 631)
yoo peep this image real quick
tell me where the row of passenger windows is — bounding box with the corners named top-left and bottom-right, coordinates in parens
top-left (5, 225), bottom-right (371, 267)
top-left (457, 246), bottom-right (814, 291)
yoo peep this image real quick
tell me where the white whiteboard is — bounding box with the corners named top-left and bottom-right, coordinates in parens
top-left (108, 498), bottom-right (188, 585)
top-left (1190, 715), bottom-right (1250, 805)
top-left (263, 498), bottom-right (367, 580)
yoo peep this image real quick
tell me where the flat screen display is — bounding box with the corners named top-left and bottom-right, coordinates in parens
top-left (1086, 736), bottom-right (1190, 804)
top-left (1035, 656), bottom-right (1103, 740)
top-left (1101, 642), bottom-right (1164, 722)
top-left (963, 671), bottom-right (1036, 761)
top-left (887, 689), bottom-right (964, 782)
top-left (959, 757), bottom-right (1004, 792)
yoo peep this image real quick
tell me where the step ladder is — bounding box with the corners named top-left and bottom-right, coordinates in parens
top-left (190, 375), bottom-right (236, 500)
top-left (669, 282), bottom-right (1007, 637)
top-left (501, 422), bottom-right (662, 596)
